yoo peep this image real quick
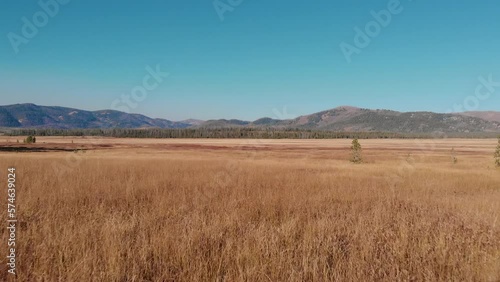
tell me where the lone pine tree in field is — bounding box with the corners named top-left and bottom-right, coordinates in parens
top-left (350, 138), bottom-right (363, 163)
top-left (495, 137), bottom-right (500, 167)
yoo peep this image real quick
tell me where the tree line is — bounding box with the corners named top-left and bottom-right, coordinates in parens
top-left (3, 127), bottom-right (498, 139)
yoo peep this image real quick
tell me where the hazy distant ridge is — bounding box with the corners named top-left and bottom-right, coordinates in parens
top-left (0, 104), bottom-right (190, 129)
top-left (1, 104), bottom-right (499, 133)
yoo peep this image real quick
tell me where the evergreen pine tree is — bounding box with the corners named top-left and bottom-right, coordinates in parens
top-left (494, 137), bottom-right (500, 167)
top-left (350, 138), bottom-right (363, 163)
top-left (451, 147), bottom-right (457, 164)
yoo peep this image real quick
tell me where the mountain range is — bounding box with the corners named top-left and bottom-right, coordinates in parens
top-left (1, 103), bottom-right (499, 133)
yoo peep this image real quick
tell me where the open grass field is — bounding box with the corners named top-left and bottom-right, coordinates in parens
top-left (0, 137), bottom-right (499, 281)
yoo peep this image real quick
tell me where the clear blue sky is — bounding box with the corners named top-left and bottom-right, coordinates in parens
top-left (1, 0), bottom-right (499, 121)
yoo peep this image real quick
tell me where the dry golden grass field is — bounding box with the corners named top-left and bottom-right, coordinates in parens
top-left (0, 137), bottom-right (499, 281)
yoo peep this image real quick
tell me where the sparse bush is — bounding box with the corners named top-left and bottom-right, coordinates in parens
top-left (451, 147), bottom-right (457, 164)
top-left (406, 152), bottom-right (414, 163)
top-left (495, 137), bottom-right (500, 167)
top-left (24, 135), bottom-right (36, 144)
top-left (350, 138), bottom-right (363, 163)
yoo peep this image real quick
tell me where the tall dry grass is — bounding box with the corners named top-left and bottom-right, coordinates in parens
top-left (0, 139), bottom-right (499, 281)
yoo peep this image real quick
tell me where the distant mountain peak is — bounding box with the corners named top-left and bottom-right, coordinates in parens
top-left (180, 119), bottom-right (205, 126)
top-left (333, 105), bottom-right (361, 111)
